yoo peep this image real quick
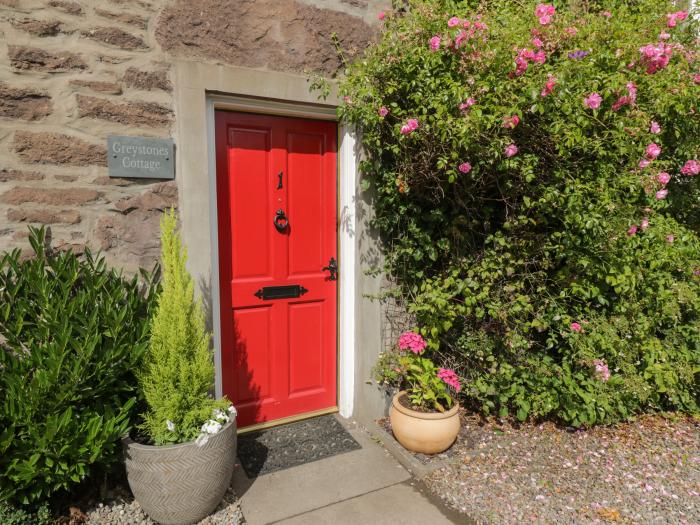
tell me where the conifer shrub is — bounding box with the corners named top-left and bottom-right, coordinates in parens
top-left (0, 227), bottom-right (158, 505)
top-left (339, 0), bottom-right (700, 426)
top-left (139, 209), bottom-right (230, 445)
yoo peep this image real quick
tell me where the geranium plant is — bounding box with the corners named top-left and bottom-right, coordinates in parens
top-left (375, 331), bottom-right (460, 412)
top-left (340, 0), bottom-right (700, 426)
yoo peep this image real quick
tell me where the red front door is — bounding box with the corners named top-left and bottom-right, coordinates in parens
top-left (215, 111), bottom-right (338, 428)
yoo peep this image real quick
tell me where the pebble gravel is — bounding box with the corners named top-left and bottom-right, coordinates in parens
top-left (423, 413), bottom-right (700, 524)
top-left (84, 486), bottom-right (244, 525)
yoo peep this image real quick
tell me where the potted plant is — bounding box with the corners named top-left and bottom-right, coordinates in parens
top-left (374, 331), bottom-right (461, 454)
top-left (122, 209), bottom-right (237, 525)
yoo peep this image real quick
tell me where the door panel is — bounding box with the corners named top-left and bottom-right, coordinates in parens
top-left (215, 110), bottom-right (337, 428)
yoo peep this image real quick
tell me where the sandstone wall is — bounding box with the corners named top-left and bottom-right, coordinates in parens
top-left (0, 0), bottom-right (383, 273)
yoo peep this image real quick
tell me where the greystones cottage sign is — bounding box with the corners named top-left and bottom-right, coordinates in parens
top-left (108, 135), bottom-right (175, 180)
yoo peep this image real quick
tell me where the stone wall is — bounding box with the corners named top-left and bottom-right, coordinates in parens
top-left (0, 0), bottom-right (383, 272)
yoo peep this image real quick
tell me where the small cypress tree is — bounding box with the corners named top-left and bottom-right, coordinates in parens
top-left (140, 209), bottom-right (229, 445)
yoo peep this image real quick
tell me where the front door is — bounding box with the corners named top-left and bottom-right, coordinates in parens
top-left (215, 110), bottom-right (338, 429)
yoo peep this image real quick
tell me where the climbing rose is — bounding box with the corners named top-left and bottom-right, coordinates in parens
top-left (641, 217), bottom-right (650, 230)
top-left (656, 189), bottom-right (668, 200)
top-left (378, 106), bottom-right (388, 117)
top-left (650, 121), bottom-right (661, 134)
top-left (584, 93), bottom-right (602, 109)
top-left (448, 16), bottom-right (461, 27)
top-left (657, 172), bottom-right (671, 185)
top-left (659, 32), bottom-right (671, 40)
top-left (459, 98), bottom-right (476, 110)
top-left (378, 11), bottom-right (385, 20)
top-left (680, 160), bottom-right (700, 176)
top-left (532, 37), bottom-right (543, 48)
top-left (502, 115), bottom-right (520, 129)
top-left (646, 143), bottom-right (661, 159)
top-left (601, 11), bottom-right (612, 18)
top-left (667, 11), bottom-right (688, 28)
top-left (666, 234), bottom-right (675, 243)
top-left (459, 162), bottom-right (472, 173)
top-left (400, 118), bottom-right (419, 135)
top-left (541, 75), bottom-right (556, 97)
top-left (592, 359), bottom-right (611, 382)
top-left (398, 331), bottom-right (427, 354)
top-left (437, 368), bottom-right (461, 392)
top-left (639, 43), bottom-right (672, 74)
top-left (571, 322), bottom-right (582, 333)
top-left (429, 35), bottom-right (441, 51)
top-left (639, 159), bottom-right (651, 169)
top-left (535, 3), bottom-right (555, 25)
top-left (505, 144), bottom-right (519, 158)
top-left (628, 225), bottom-right (638, 236)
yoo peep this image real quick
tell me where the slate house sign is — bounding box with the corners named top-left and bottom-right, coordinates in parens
top-left (108, 135), bottom-right (175, 180)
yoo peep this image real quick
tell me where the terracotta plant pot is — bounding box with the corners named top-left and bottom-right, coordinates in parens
top-left (123, 419), bottom-right (237, 525)
top-left (389, 391), bottom-right (460, 454)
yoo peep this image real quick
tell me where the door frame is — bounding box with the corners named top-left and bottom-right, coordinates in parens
top-left (204, 94), bottom-right (357, 421)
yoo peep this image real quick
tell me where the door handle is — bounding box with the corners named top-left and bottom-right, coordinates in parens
top-left (274, 209), bottom-right (289, 233)
top-left (322, 257), bottom-right (338, 281)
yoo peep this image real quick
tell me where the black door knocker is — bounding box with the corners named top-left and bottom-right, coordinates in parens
top-left (274, 209), bottom-right (289, 233)
top-left (322, 257), bottom-right (338, 281)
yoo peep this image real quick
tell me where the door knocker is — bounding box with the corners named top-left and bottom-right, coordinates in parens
top-left (274, 209), bottom-right (289, 233)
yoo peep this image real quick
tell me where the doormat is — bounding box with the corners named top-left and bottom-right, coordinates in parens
top-left (237, 415), bottom-right (361, 478)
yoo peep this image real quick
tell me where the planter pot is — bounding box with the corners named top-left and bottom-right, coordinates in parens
top-left (123, 419), bottom-right (237, 525)
top-left (389, 391), bottom-right (460, 455)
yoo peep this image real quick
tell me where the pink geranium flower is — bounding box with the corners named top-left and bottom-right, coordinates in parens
top-left (378, 106), bottom-right (389, 117)
top-left (448, 16), bottom-right (461, 27)
top-left (656, 188), bottom-right (668, 200)
top-left (584, 93), bottom-right (602, 109)
top-left (657, 172), bottom-right (671, 185)
top-left (571, 322), bottom-right (582, 333)
top-left (593, 359), bottom-right (611, 382)
top-left (459, 162), bottom-right (472, 173)
top-left (505, 144), bottom-right (519, 158)
top-left (681, 160), bottom-right (700, 176)
top-left (646, 143), bottom-right (661, 159)
top-left (541, 75), bottom-right (556, 97)
top-left (400, 118), bottom-right (419, 135)
top-left (502, 115), bottom-right (520, 129)
top-left (398, 331), bottom-right (427, 354)
top-left (437, 368), bottom-right (461, 392)
top-left (429, 35), bottom-right (441, 51)
top-left (650, 121), bottom-right (661, 134)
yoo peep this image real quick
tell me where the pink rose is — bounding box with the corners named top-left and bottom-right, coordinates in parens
top-left (655, 189), bottom-right (668, 200)
top-left (448, 16), bottom-right (461, 27)
top-left (641, 217), bottom-right (650, 230)
top-left (650, 121), bottom-right (661, 134)
top-left (659, 32), bottom-right (671, 40)
top-left (694, 74), bottom-right (700, 85)
top-left (628, 225), bottom-right (638, 236)
top-left (378, 106), bottom-right (389, 117)
top-left (459, 162), bottom-right (472, 173)
top-left (532, 37), bottom-right (544, 48)
top-left (429, 35), bottom-right (441, 51)
top-left (400, 118), bottom-right (419, 135)
top-left (639, 159), bottom-right (651, 169)
top-left (502, 115), bottom-right (520, 129)
top-left (657, 172), bottom-right (671, 185)
top-left (378, 11), bottom-right (385, 20)
top-left (505, 144), bottom-right (519, 158)
top-left (584, 93), bottom-right (602, 109)
top-left (666, 234), bottom-right (675, 243)
top-left (541, 75), bottom-right (556, 97)
top-left (601, 11), bottom-right (612, 19)
top-left (645, 143), bottom-right (661, 159)
top-left (571, 322), bottom-right (582, 333)
top-left (398, 331), bottom-right (427, 354)
top-left (565, 27), bottom-right (578, 36)
top-left (680, 160), bottom-right (700, 176)
top-left (667, 11), bottom-right (688, 28)
top-left (459, 98), bottom-right (476, 111)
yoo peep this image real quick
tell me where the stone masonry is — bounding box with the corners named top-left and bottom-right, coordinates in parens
top-left (0, 0), bottom-right (384, 273)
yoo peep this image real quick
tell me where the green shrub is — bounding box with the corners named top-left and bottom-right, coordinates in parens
top-left (339, 0), bottom-right (700, 426)
top-left (0, 227), bottom-right (158, 504)
top-left (139, 209), bottom-right (230, 446)
top-left (0, 502), bottom-right (51, 525)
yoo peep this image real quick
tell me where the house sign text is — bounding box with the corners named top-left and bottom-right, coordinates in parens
top-left (107, 135), bottom-right (175, 180)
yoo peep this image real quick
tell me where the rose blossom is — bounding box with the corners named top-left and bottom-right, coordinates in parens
top-left (601, 11), bottom-right (612, 19)
top-left (659, 32), bottom-right (671, 40)
top-left (645, 143), bottom-right (661, 159)
top-left (505, 144), bottom-right (519, 158)
top-left (656, 188), bottom-right (668, 200)
top-left (650, 121), bottom-right (661, 134)
top-left (584, 93), bottom-right (602, 109)
top-left (532, 37), bottom-right (544, 48)
top-left (400, 118), bottom-right (419, 135)
top-left (378, 11), bottom-right (385, 20)
top-left (571, 322), bottom-right (582, 333)
top-left (680, 160), bottom-right (700, 176)
top-left (639, 159), bottom-right (651, 169)
top-left (448, 16), bottom-right (461, 27)
top-left (502, 115), bottom-right (520, 129)
top-left (628, 225), bottom-right (638, 236)
top-left (541, 75), bottom-right (556, 97)
top-left (429, 35), bottom-right (441, 51)
top-left (535, 4), bottom-right (555, 25)
top-left (378, 106), bottom-right (388, 117)
top-left (666, 234), bottom-right (675, 243)
top-left (641, 217), bottom-right (650, 230)
top-left (657, 172), bottom-right (671, 185)
top-left (398, 331), bottom-right (427, 354)
top-left (593, 359), bottom-right (611, 382)
top-left (667, 11), bottom-right (688, 28)
top-left (459, 162), bottom-right (472, 173)
top-left (459, 98), bottom-right (476, 110)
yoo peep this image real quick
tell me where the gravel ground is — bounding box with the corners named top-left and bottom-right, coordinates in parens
top-left (79, 486), bottom-right (244, 525)
top-left (423, 413), bottom-right (700, 524)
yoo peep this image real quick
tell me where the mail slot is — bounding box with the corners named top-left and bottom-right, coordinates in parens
top-left (254, 285), bottom-right (309, 300)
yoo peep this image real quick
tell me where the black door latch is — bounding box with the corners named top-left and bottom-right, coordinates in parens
top-left (322, 257), bottom-right (338, 281)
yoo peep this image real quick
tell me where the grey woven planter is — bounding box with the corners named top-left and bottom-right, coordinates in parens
top-left (123, 419), bottom-right (237, 525)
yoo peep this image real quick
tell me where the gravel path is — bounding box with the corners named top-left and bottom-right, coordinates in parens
top-left (423, 413), bottom-right (699, 524)
top-left (83, 486), bottom-right (244, 525)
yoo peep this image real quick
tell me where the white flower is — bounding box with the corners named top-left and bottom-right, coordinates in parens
top-left (166, 420), bottom-right (175, 432)
top-left (201, 419), bottom-right (223, 435)
top-left (213, 409), bottom-right (230, 423)
top-left (228, 405), bottom-right (238, 416)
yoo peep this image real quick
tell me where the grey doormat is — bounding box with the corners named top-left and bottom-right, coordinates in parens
top-left (237, 415), bottom-right (361, 478)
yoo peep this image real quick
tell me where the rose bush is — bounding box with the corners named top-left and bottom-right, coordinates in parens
top-left (339, 0), bottom-right (700, 426)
